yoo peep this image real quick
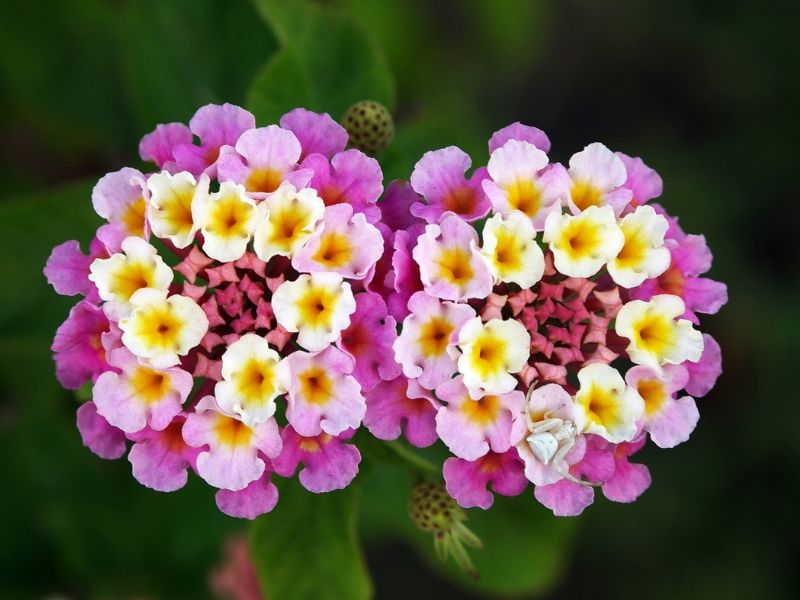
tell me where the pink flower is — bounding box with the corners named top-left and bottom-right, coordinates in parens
top-left (91, 167), bottom-right (148, 240)
top-left (215, 472), bottom-right (280, 519)
top-left (76, 401), bottom-right (126, 460)
top-left (216, 125), bottom-right (311, 197)
top-left (483, 140), bottom-right (569, 229)
top-left (413, 214), bottom-right (493, 301)
top-left (93, 347), bottom-right (193, 433)
top-left (128, 415), bottom-right (199, 492)
top-left (272, 426), bottom-right (361, 493)
top-left (379, 180), bottom-right (423, 232)
top-left (684, 333), bottom-right (722, 397)
top-left (435, 376), bottom-right (524, 461)
top-left (533, 435), bottom-right (615, 516)
top-left (387, 224), bottom-right (425, 320)
top-left (338, 292), bottom-right (401, 392)
top-left (171, 103), bottom-right (256, 176)
top-left (280, 108), bottom-right (349, 160)
top-left (182, 396), bottom-right (282, 491)
top-left (488, 122), bottom-right (551, 154)
top-left (301, 149), bottom-right (383, 223)
top-left (410, 146), bottom-right (491, 222)
top-left (443, 450), bottom-right (528, 509)
top-left (139, 122), bottom-right (193, 171)
top-left (617, 152), bottom-right (663, 207)
top-left (292, 203), bottom-right (384, 280)
top-left (565, 142), bottom-right (633, 215)
top-left (44, 237), bottom-right (105, 301)
top-left (602, 435), bottom-right (652, 503)
top-left (281, 346), bottom-right (366, 437)
top-left (363, 376), bottom-right (440, 447)
top-left (393, 291), bottom-right (475, 390)
top-left (629, 230), bottom-right (728, 323)
top-left (51, 300), bottom-right (111, 390)
top-left (626, 364), bottom-right (699, 448)
top-left (512, 383), bottom-right (585, 486)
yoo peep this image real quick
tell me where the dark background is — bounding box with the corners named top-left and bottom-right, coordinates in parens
top-left (1, 0), bottom-right (797, 598)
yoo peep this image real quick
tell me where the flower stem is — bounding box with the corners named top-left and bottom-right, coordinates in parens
top-left (381, 439), bottom-right (440, 476)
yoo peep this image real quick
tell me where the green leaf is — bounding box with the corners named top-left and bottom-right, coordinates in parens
top-left (249, 480), bottom-right (372, 600)
top-left (247, 0), bottom-right (394, 124)
top-left (118, 0), bottom-right (278, 131)
top-left (360, 464), bottom-right (577, 597)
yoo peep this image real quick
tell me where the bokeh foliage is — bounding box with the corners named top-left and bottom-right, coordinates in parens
top-left (1, 0), bottom-right (798, 598)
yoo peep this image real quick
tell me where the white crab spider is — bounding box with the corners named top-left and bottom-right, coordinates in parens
top-left (523, 388), bottom-right (597, 487)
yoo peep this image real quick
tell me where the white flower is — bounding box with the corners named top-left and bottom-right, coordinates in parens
top-left (119, 288), bottom-right (208, 369)
top-left (271, 272), bottom-right (356, 351)
top-left (192, 181), bottom-right (264, 262)
top-left (253, 183), bottom-right (325, 262)
top-left (607, 205), bottom-right (671, 288)
top-left (457, 317), bottom-right (531, 397)
top-left (573, 363), bottom-right (643, 443)
top-left (543, 205), bottom-right (624, 277)
top-left (479, 211), bottom-right (545, 288)
top-left (146, 170), bottom-right (209, 248)
top-left (566, 142), bottom-right (632, 215)
top-left (615, 294), bottom-right (704, 373)
top-left (89, 236), bottom-right (173, 319)
top-left (215, 334), bottom-right (285, 426)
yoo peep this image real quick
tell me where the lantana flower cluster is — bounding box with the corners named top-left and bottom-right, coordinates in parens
top-left (46, 103), bottom-right (726, 521)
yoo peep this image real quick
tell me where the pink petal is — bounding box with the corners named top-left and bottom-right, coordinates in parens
top-left (215, 472), bottom-right (280, 519)
top-left (280, 108), bottom-right (348, 160)
top-left (76, 401), bottom-right (126, 460)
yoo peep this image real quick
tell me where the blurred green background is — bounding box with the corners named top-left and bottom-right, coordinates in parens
top-left (1, 0), bottom-right (798, 598)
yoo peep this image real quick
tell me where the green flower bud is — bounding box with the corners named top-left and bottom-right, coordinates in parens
top-left (408, 482), bottom-right (482, 578)
top-left (341, 100), bottom-right (394, 156)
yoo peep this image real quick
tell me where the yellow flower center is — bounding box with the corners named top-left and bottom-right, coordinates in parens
top-left (111, 261), bottom-right (157, 302)
top-left (615, 222), bottom-right (648, 269)
top-left (570, 180), bottom-right (603, 211)
top-left (298, 366), bottom-right (334, 405)
top-left (460, 394), bottom-right (501, 426)
top-left (129, 367), bottom-right (171, 404)
top-left (214, 414), bottom-right (255, 447)
top-left (206, 193), bottom-right (255, 238)
top-left (506, 179), bottom-right (541, 216)
top-left (267, 200), bottom-right (316, 251)
top-left (122, 197), bottom-right (147, 236)
top-left (131, 303), bottom-right (185, 351)
top-left (558, 218), bottom-right (603, 261)
top-left (466, 331), bottom-right (508, 379)
top-left (632, 312), bottom-right (675, 356)
top-left (637, 378), bottom-right (667, 416)
top-left (295, 284), bottom-right (340, 329)
top-left (436, 247), bottom-right (474, 286)
top-left (158, 188), bottom-right (194, 235)
top-left (417, 316), bottom-right (454, 358)
top-left (298, 432), bottom-right (332, 452)
top-left (579, 385), bottom-right (621, 429)
top-left (235, 358), bottom-right (278, 404)
top-left (245, 168), bottom-right (283, 194)
top-left (491, 229), bottom-right (525, 275)
top-left (312, 231), bottom-right (353, 269)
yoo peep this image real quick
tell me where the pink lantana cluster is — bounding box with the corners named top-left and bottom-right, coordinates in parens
top-left (374, 123), bottom-right (726, 516)
top-left (45, 104), bottom-right (726, 520)
top-left (46, 104), bottom-right (390, 518)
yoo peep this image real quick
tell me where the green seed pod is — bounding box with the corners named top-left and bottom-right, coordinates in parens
top-left (341, 100), bottom-right (394, 156)
top-left (408, 482), bottom-right (483, 578)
